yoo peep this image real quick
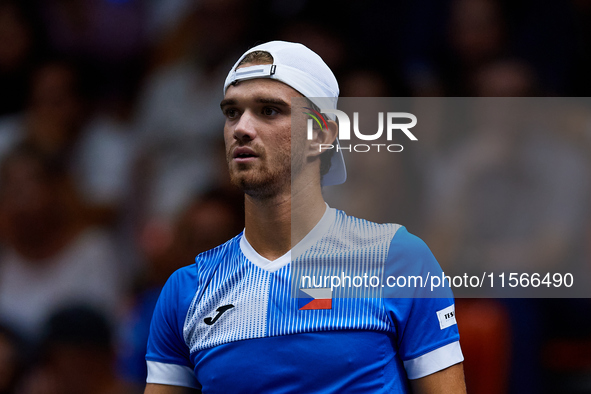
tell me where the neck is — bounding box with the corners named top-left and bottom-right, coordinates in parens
top-left (243, 179), bottom-right (326, 261)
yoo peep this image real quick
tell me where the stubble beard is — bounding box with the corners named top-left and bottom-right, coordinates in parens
top-left (228, 148), bottom-right (293, 199)
top-left (226, 131), bottom-right (307, 200)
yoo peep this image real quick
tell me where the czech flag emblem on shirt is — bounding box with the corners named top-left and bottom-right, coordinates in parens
top-left (298, 288), bottom-right (332, 310)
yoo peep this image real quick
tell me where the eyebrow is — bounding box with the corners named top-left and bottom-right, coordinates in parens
top-left (256, 98), bottom-right (290, 107)
top-left (220, 97), bottom-right (290, 109)
top-left (220, 98), bottom-right (236, 108)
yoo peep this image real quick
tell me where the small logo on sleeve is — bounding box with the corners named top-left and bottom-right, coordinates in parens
top-left (436, 304), bottom-right (457, 330)
top-left (298, 288), bottom-right (332, 310)
top-left (204, 304), bottom-right (235, 325)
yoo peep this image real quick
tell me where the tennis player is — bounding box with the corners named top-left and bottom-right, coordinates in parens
top-left (145, 41), bottom-right (466, 393)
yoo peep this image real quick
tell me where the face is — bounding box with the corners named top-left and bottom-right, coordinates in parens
top-left (221, 77), bottom-right (308, 198)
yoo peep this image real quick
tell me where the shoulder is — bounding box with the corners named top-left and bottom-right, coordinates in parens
top-left (326, 209), bottom-right (436, 265)
top-left (386, 226), bottom-right (442, 274)
top-left (164, 264), bottom-right (198, 292)
top-left (389, 226), bottom-right (434, 260)
top-left (194, 232), bottom-right (243, 268)
top-left (384, 226), bottom-right (450, 299)
top-left (159, 232), bottom-right (244, 305)
top-left (329, 209), bottom-right (402, 251)
top-left (155, 266), bottom-right (197, 318)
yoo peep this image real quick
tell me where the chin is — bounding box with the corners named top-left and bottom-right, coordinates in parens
top-left (230, 172), bottom-right (289, 199)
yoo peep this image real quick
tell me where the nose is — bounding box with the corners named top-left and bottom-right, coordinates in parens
top-left (233, 110), bottom-right (257, 142)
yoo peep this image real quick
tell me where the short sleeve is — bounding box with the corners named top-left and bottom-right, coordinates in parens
top-left (383, 227), bottom-right (464, 379)
top-left (146, 267), bottom-right (200, 389)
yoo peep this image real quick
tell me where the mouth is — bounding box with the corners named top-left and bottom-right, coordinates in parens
top-left (232, 147), bottom-right (259, 162)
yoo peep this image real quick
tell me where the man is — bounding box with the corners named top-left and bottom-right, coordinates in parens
top-left (145, 41), bottom-right (466, 393)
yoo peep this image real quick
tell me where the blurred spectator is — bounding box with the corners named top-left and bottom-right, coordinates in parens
top-left (17, 59), bottom-right (85, 161)
top-left (443, 0), bottom-right (508, 95)
top-left (470, 58), bottom-right (537, 97)
top-left (117, 188), bottom-right (243, 389)
top-left (0, 58), bottom-right (133, 227)
top-left (278, 20), bottom-right (347, 76)
top-left (142, 0), bottom-right (197, 46)
top-left (424, 109), bottom-right (590, 274)
top-left (403, 0), bottom-right (579, 96)
top-left (17, 305), bottom-right (131, 394)
top-left (72, 110), bottom-right (135, 228)
top-left (401, 0), bottom-right (508, 96)
top-left (0, 144), bottom-right (123, 339)
top-left (133, 0), bottom-right (250, 224)
top-left (424, 61), bottom-right (590, 272)
top-left (449, 0), bottom-right (505, 70)
top-left (0, 1), bottom-right (43, 117)
top-left (422, 92), bottom-right (591, 392)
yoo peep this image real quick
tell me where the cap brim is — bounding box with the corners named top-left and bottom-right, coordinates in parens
top-left (321, 138), bottom-right (347, 186)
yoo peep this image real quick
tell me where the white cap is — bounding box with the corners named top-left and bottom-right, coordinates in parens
top-left (224, 40), bottom-right (347, 187)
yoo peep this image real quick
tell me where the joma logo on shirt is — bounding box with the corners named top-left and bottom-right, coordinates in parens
top-left (204, 304), bottom-right (235, 325)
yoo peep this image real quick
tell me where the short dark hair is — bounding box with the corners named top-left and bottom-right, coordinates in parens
top-left (237, 50), bottom-right (274, 68)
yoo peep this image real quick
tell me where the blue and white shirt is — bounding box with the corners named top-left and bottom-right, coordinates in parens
top-left (146, 206), bottom-right (463, 393)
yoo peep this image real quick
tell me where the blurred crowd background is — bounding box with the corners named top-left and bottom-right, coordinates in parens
top-left (0, 0), bottom-right (590, 393)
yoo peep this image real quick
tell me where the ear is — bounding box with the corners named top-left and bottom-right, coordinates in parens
top-left (308, 119), bottom-right (338, 158)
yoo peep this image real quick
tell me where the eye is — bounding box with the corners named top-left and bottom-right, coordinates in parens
top-left (262, 107), bottom-right (279, 116)
top-left (223, 108), bottom-right (239, 119)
